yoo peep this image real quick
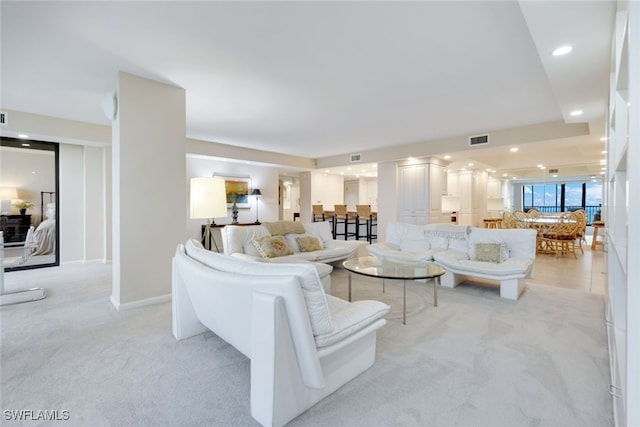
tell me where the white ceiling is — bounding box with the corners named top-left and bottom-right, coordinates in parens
top-left (0, 1), bottom-right (615, 179)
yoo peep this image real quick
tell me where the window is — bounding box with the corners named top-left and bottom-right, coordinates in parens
top-left (522, 181), bottom-right (602, 224)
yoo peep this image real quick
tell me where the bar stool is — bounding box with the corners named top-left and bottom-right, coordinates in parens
top-left (333, 204), bottom-right (357, 240)
top-left (591, 221), bottom-right (605, 250)
top-left (483, 218), bottom-right (502, 229)
top-left (312, 204), bottom-right (325, 222)
top-left (356, 204), bottom-right (378, 243)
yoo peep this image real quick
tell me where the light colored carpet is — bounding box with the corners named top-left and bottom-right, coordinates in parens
top-left (1, 263), bottom-right (613, 426)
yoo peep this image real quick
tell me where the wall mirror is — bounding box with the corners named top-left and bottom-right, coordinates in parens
top-left (1, 137), bottom-right (59, 271)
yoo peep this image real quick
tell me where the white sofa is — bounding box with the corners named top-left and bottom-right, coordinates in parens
top-left (368, 222), bottom-right (537, 300)
top-left (433, 227), bottom-right (537, 300)
top-left (368, 222), bottom-right (470, 261)
top-left (172, 239), bottom-right (390, 427)
top-left (221, 221), bottom-right (366, 264)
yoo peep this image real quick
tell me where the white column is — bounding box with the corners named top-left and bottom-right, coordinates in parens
top-left (111, 71), bottom-right (187, 308)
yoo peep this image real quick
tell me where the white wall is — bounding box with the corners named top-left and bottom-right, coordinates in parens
top-left (59, 144), bottom-right (85, 263)
top-left (84, 146), bottom-right (105, 261)
top-left (359, 177), bottom-right (378, 211)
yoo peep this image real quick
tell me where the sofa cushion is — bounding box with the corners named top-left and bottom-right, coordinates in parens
top-left (303, 221), bottom-right (334, 244)
top-left (263, 221), bottom-right (305, 236)
top-left (399, 233), bottom-right (429, 253)
top-left (185, 239), bottom-right (333, 335)
top-left (284, 233), bottom-right (324, 252)
top-left (315, 296), bottom-right (390, 348)
top-left (224, 225), bottom-right (270, 257)
top-left (252, 236), bottom-right (295, 258)
top-left (438, 257), bottom-right (533, 277)
top-left (467, 227), bottom-right (537, 260)
top-left (473, 242), bottom-right (509, 263)
top-left (296, 236), bottom-right (323, 252)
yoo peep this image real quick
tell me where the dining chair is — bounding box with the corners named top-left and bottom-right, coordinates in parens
top-left (573, 209), bottom-right (588, 253)
top-left (541, 212), bottom-right (581, 258)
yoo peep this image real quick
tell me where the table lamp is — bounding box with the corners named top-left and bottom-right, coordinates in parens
top-left (190, 177), bottom-right (228, 252)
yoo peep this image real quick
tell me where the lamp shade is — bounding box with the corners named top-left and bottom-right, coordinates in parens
top-left (0, 187), bottom-right (18, 201)
top-left (190, 177), bottom-right (228, 219)
top-left (251, 189), bottom-right (262, 196)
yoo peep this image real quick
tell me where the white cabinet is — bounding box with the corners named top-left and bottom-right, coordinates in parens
top-left (398, 163), bottom-right (428, 224)
top-left (607, 4), bottom-right (639, 426)
top-left (397, 160), bottom-right (447, 224)
top-left (429, 163), bottom-right (447, 219)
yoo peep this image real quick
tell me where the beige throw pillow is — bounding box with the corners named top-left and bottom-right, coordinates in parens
top-left (252, 236), bottom-right (294, 258)
top-left (473, 242), bottom-right (508, 263)
top-left (296, 236), bottom-right (323, 252)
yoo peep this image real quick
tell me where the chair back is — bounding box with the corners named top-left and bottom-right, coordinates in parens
top-left (334, 204), bottom-right (348, 218)
top-left (502, 211), bottom-right (515, 229)
top-left (356, 205), bottom-right (372, 217)
top-left (512, 210), bottom-right (530, 229)
top-left (312, 204), bottom-right (324, 216)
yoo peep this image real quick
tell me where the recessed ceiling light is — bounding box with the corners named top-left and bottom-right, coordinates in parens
top-left (325, 170), bottom-right (330, 173)
top-left (537, 164), bottom-right (544, 168)
top-left (600, 159), bottom-right (606, 165)
top-left (552, 45), bottom-right (573, 56)
top-left (444, 155), bottom-right (451, 160)
top-left (512, 176), bottom-right (517, 180)
top-left (21, 143), bottom-right (30, 147)
top-left (467, 162), bottom-right (474, 167)
top-left (502, 173), bottom-right (508, 177)
top-left (600, 171), bottom-right (606, 175)
top-left (17, 134), bottom-right (29, 139)
top-left (600, 137), bottom-right (607, 141)
top-left (602, 150), bottom-right (607, 154)
top-left (510, 147), bottom-right (519, 153)
top-left (553, 174), bottom-right (558, 178)
top-left (570, 110), bottom-right (583, 116)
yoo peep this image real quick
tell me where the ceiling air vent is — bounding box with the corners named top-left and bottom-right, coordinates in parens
top-left (0, 111), bottom-right (7, 126)
top-left (549, 168), bottom-right (559, 174)
top-left (469, 134), bottom-right (489, 146)
top-left (349, 153), bottom-right (362, 163)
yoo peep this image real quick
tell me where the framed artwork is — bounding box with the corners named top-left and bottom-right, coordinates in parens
top-left (215, 175), bottom-right (251, 208)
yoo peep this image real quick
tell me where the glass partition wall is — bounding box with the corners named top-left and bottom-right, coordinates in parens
top-left (1, 137), bottom-right (60, 271)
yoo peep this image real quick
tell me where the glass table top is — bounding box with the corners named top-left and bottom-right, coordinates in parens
top-left (343, 256), bottom-right (445, 280)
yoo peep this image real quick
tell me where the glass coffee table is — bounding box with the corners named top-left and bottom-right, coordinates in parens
top-left (343, 256), bottom-right (445, 324)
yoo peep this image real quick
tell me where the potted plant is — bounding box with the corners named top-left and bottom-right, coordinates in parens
top-left (12, 199), bottom-right (34, 216)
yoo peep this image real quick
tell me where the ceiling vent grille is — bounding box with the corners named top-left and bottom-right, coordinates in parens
top-left (469, 134), bottom-right (489, 146)
top-left (549, 168), bottom-right (559, 174)
top-left (0, 111), bottom-right (7, 126)
top-left (349, 153), bottom-right (362, 163)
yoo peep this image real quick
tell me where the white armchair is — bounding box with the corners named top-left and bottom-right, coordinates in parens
top-left (172, 239), bottom-right (390, 426)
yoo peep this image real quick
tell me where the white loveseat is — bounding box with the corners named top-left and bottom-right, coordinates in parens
top-left (172, 239), bottom-right (390, 427)
top-left (368, 222), bottom-right (470, 261)
top-left (221, 221), bottom-right (366, 264)
top-left (368, 222), bottom-right (537, 300)
top-left (433, 227), bottom-right (537, 300)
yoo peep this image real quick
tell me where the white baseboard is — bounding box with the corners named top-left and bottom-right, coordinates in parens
top-left (110, 293), bottom-right (171, 311)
